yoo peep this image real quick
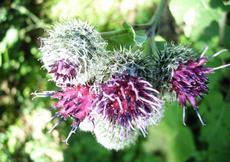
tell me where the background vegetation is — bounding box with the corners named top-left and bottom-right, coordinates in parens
top-left (0, 0), bottom-right (230, 162)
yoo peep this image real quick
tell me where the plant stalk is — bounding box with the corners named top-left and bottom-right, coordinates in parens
top-left (101, 0), bottom-right (166, 38)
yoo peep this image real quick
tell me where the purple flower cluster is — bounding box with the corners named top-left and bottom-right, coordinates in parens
top-left (170, 47), bottom-right (230, 125)
top-left (52, 86), bottom-right (95, 122)
top-left (172, 57), bottom-right (212, 107)
top-left (52, 86), bottom-right (95, 143)
top-left (49, 59), bottom-right (78, 85)
top-left (33, 85), bottom-right (95, 144)
top-left (93, 73), bottom-right (162, 136)
top-left (33, 19), bottom-right (230, 150)
top-left (171, 57), bottom-right (212, 125)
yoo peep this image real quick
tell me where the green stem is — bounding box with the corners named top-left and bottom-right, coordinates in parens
top-left (146, 0), bottom-right (166, 38)
top-left (101, 29), bottom-right (127, 37)
top-left (101, 0), bottom-right (166, 38)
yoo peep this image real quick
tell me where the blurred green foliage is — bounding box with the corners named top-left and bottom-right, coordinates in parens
top-left (0, 0), bottom-right (230, 162)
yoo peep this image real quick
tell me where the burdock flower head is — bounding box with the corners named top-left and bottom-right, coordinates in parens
top-left (32, 85), bottom-right (95, 144)
top-left (152, 44), bottom-right (196, 89)
top-left (40, 20), bottom-right (107, 86)
top-left (91, 48), bottom-right (164, 150)
top-left (92, 73), bottom-right (163, 150)
top-left (155, 45), bottom-right (230, 125)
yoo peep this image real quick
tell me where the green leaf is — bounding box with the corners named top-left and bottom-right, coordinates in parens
top-left (222, 26), bottom-right (230, 48)
top-left (104, 22), bottom-right (148, 48)
top-left (135, 30), bottom-right (147, 46)
top-left (123, 22), bottom-right (135, 36)
top-left (0, 27), bottom-right (19, 54)
top-left (143, 102), bottom-right (196, 162)
top-left (143, 38), bottom-right (166, 57)
top-left (169, 0), bottom-right (224, 41)
top-left (123, 23), bottom-right (147, 46)
top-left (199, 91), bottom-right (230, 162)
top-left (105, 32), bottom-right (135, 49)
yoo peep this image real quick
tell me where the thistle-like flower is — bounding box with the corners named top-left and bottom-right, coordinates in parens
top-left (152, 44), bottom-right (196, 90)
top-left (32, 85), bottom-right (95, 144)
top-left (40, 20), bottom-right (107, 86)
top-left (171, 57), bottom-right (211, 126)
top-left (91, 73), bottom-right (163, 150)
top-left (172, 48), bottom-right (230, 125)
top-left (155, 45), bottom-right (230, 125)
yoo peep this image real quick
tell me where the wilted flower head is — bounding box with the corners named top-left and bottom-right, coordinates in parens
top-left (40, 20), bottom-right (107, 86)
top-left (91, 73), bottom-right (163, 150)
top-left (32, 85), bottom-right (95, 144)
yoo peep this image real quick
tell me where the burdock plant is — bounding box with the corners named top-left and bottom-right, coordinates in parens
top-left (33, 0), bottom-right (230, 150)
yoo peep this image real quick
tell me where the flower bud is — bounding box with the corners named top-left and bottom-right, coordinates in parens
top-left (106, 48), bottom-right (154, 81)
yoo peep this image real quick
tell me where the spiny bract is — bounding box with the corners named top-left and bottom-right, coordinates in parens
top-left (93, 114), bottom-right (139, 151)
top-left (106, 48), bottom-right (154, 81)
